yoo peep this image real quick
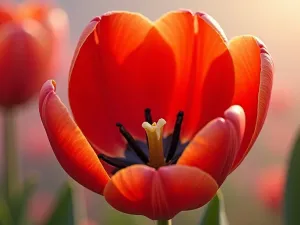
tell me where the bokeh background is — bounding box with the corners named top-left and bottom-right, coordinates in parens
top-left (2, 0), bottom-right (300, 224)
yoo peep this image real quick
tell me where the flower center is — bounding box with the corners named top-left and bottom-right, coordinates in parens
top-left (98, 109), bottom-right (185, 172)
top-left (142, 118), bottom-right (166, 168)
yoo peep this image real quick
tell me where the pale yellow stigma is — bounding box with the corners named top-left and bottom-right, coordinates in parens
top-left (142, 118), bottom-right (166, 168)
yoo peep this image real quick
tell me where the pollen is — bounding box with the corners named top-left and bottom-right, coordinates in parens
top-left (142, 118), bottom-right (166, 168)
top-left (142, 118), bottom-right (166, 140)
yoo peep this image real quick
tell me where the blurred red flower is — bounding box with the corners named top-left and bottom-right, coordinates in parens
top-left (261, 86), bottom-right (297, 155)
top-left (29, 191), bottom-right (53, 224)
top-left (39, 11), bottom-right (273, 219)
top-left (29, 191), bottom-right (97, 225)
top-left (256, 166), bottom-right (285, 211)
top-left (0, 1), bottom-right (68, 108)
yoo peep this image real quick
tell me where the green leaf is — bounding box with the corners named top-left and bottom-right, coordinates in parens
top-left (284, 131), bottom-right (300, 225)
top-left (44, 182), bottom-right (75, 225)
top-left (8, 176), bottom-right (36, 225)
top-left (200, 191), bottom-right (229, 225)
top-left (105, 211), bottom-right (138, 225)
top-left (0, 200), bottom-right (12, 225)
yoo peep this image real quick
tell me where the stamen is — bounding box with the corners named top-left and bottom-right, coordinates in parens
top-left (142, 119), bottom-right (166, 168)
top-left (98, 154), bottom-right (127, 169)
top-left (116, 123), bottom-right (149, 163)
top-left (166, 154), bottom-right (181, 165)
top-left (144, 108), bottom-right (153, 124)
top-left (166, 111), bottom-right (184, 162)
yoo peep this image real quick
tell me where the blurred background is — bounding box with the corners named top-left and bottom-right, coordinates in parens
top-left (1, 0), bottom-right (300, 224)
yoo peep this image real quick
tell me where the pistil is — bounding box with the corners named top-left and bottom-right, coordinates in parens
top-left (142, 119), bottom-right (166, 169)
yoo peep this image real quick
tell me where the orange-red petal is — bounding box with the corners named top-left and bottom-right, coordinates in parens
top-left (39, 80), bottom-right (110, 194)
top-left (155, 11), bottom-right (235, 140)
top-left (0, 5), bottom-right (13, 27)
top-left (177, 105), bottom-right (245, 185)
top-left (17, 2), bottom-right (50, 21)
top-left (173, 12), bottom-right (234, 142)
top-left (69, 11), bottom-right (236, 157)
top-left (153, 11), bottom-right (195, 135)
top-left (69, 12), bottom-right (178, 157)
top-left (104, 165), bottom-right (218, 220)
top-left (0, 20), bottom-right (52, 106)
top-left (229, 36), bottom-right (273, 170)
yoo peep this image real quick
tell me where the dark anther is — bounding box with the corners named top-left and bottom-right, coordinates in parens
top-left (98, 154), bottom-right (128, 169)
top-left (144, 108), bottom-right (153, 124)
top-left (116, 123), bottom-right (149, 163)
top-left (166, 154), bottom-right (181, 165)
top-left (166, 111), bottom-right (184, 162)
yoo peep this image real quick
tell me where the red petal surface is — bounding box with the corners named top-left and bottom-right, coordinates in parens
top-left (177, 105), bottom-right (245, 185)
top-left (0, 20), bottom-right (52, 106)
top-left (39, 80), bottom-right (110, 194)
top-left (155, 11), bottom-right (235, 141)
top-left (69, 12), bottom-right (177, 156)
top-left (0, 5), bottom-right (13, 27)
top-left (69, 11), bottom-right (235, 157)
top-left (229, 36), bottom-right (273, 170)
top-left (177, 12), bottom-right (234, 142)
top-left (104, 165), bottom-right (218, 220)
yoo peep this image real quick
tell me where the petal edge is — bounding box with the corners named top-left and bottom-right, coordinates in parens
top-left (39, 80), bottom-right (110, 194)
top-left (104, 165), bottom-right (218, 220)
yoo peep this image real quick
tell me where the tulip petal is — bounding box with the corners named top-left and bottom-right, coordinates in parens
top-left (39, 80), bottom-right (110, 194)
top-left (177, 105), bottom-right (245, 185)
top-left (69, 12), bottom-right (178, 157)
top-left (153, 10), bottom-right (195, 135)
top-left (0, 20), bottom-right (52, 106)
top-left (155, 12), bottom-right (235, 141)
top-left (229, 36), bottom-right (273, 170)
top-left (104, 165), bottom-right (218, 220)
top-left (184, 13), bottom-right (235, 142)
top-left (18, 2), bottom-right (49, 21)
top-left (0, 6), bottom-right (12, 27)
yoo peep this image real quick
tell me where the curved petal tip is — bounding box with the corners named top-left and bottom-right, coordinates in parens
top-left (39, 79), bottom-right (56, 113)
top-left (104, 165), bottom-right (218, 220)
top-left (39, 79), bottom-right (110, 194)
top-left (178, 105), bottom-right (245, 185)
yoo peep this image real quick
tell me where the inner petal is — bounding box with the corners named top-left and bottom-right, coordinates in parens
top-left (69, 12), bottom-right (177, 157)
top-left (0, 6), bottom-right (13, 27)
top-left (155, 11), bottom-right (235, 142)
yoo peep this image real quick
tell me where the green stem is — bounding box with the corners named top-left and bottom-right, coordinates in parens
top-left (3, 108), bottom-right (20, 200)
top-left (157, 220), bottom-right (172, 225)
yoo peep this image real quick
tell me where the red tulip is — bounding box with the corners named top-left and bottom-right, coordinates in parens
top-left (39, 11), bottom-right (273, 220)
top-left (256, 167), bottom-right (285, 212)
top-left (0, 1), bottom-right (68, 108)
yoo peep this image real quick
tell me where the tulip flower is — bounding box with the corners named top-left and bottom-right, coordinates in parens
top-left (39, 10), bottom-right (274, 220)
top-left (0, 1), bottom-right (68, 108)
top-left (256, 167), bottom-right (285, 212)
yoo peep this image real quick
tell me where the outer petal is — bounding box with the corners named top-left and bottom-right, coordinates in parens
top-left (0, 5), bottom-right (13, 27)
top-left (177, 105), bottom-right (245, 185)
top-left (17, 2), bottom-right (50, 21)
top-left (155, 12), bottom-right (235, 141)
top-left (104, 165), bottom-right (218, 220)
top-left (39, 80), bottom-right (110, 194)
top-left (229, 36), bottom-right (273, 170)
top-left (69, 12), bottom-right (177, 157)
